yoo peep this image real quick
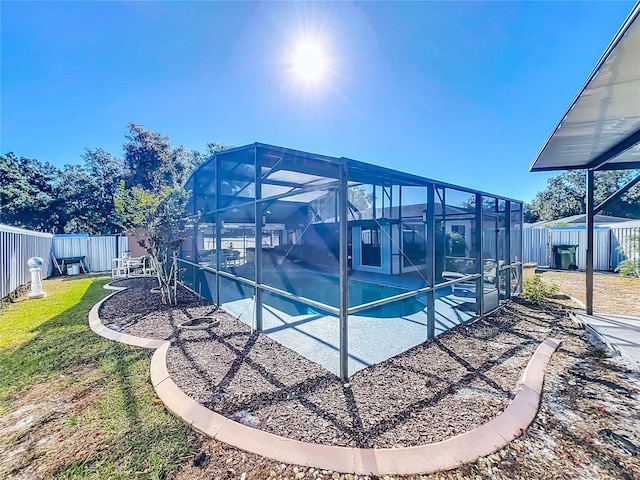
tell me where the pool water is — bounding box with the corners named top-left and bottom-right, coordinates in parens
top-left (262, 272), bottom-right (426, 318)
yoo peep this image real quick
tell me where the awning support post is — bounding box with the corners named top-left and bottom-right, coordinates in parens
top-left (586, 169), bottom-right (595, 315)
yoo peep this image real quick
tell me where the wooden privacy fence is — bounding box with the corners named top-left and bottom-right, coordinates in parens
top-left (523, 227), bottom-right (640, 271)
top-left (0, 224), bottom-right (54, 300)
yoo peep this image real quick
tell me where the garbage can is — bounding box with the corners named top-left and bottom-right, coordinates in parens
top-left (552, 245), bottom-right (578, 270)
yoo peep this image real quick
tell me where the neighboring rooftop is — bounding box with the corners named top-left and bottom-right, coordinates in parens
top-left (527, 214), bottom-right (635, 228)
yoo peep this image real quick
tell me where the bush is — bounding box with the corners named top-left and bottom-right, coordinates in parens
top-left (522, 274), bottom-right (559, 304)
top-left (616, 259), bottom-right (640, 278)
top-left (616, 234), bottom-right (640, 278)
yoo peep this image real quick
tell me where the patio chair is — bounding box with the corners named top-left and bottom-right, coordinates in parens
top-left (143, 257), bottom-right (156, 276)
top-left (112, 254), bottom-right (129, 278)
top-left (126, 257), bottom-right (146, 276)
top-left (226, 249), bottom-right (241, 266)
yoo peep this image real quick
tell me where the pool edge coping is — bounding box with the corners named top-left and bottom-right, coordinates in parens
top-left (88, 281), bottom-right (561, 475)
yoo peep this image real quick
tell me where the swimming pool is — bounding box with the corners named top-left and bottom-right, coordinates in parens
top-left (260, 272), bottom-right (427, 318)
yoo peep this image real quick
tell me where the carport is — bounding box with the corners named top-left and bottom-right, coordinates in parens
top-left (530, 2), bottom-right (640, 316)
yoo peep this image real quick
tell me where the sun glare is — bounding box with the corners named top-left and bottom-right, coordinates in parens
top-left (291, 40), bottom-right (328, 84)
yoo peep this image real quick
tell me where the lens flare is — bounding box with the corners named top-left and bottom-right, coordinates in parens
top-left (290, 40), bottom-right (328, 84)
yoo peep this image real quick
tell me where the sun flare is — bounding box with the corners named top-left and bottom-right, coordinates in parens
top-left (290, 40), bottom-right (328, 84)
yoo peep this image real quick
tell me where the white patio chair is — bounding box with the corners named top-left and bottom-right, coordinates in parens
top-left (126, 257), bottom-right (146, 276)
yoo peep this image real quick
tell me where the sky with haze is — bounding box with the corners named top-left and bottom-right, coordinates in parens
top-left (1, 1), bottom-right (635, 202)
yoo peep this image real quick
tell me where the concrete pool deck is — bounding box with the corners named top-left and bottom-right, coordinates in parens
top-left (221, 292), bottom-right (475, 377)
top-left (215, 264), bottom-right (481, 376)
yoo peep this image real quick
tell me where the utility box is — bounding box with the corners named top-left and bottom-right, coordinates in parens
top-left (553, 245), bottom-right (578, 270)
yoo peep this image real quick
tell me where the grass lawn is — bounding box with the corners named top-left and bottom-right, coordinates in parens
top-left (0, 275), bottom-right (195, 479)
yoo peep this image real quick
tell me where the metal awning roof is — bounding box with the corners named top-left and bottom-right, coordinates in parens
top-left (530, 3), bottom-right (640, 172)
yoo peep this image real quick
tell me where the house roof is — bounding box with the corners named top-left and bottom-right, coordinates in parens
top-left (602, 218), bottom-right (640, 228)
top-left (528, 214), bottom-right (633, 228)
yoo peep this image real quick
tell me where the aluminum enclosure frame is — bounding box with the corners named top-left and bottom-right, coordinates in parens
top-left (181, 143), bottom-right (524, 380)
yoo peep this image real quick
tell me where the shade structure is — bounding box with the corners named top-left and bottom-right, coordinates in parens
top-left (529, 2), bottom-right (640, 316)
top-left (530, 3), bottom-right (640, 173)
top-left (179, 143), bottom-right (523, 380)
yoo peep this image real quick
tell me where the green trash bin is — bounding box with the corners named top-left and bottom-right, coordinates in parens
top-left (553, 245), bottom-right (578, 270)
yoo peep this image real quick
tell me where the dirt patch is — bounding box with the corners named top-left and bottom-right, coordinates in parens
top-left (0, 372), bottom-right (109, 479)
top-left (540, 271), bottom-right (640, 316)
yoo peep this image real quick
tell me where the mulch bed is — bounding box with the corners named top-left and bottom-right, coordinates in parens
top-left (100, 278), bottom-right (640, 478)
top-left (102, 278), bottom-right (550, 448)
top-left (100, 278), bottom-right (216, 339)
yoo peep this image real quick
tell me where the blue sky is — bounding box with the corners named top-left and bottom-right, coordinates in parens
top-left (1, 1), bottom-right (635, 202)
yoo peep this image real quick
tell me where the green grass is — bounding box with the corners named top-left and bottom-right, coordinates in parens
top-left (0, 275), bottom-right (195, 479)
top-left (0, 276), bottom-right (102, 349)
top-left (0, 276), bottom-right (113, 401)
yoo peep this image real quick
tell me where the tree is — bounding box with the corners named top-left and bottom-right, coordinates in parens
top-left (83, 148), bottom-right (125, 232)
top-left (117, 125), bottom-right (202, 304)
top-left (114, 182), bottom-right (192, 305)
top-left (123, 123), bottom-right (190, 190)
top-left (0, 153), bottom-right (59, 230)
top-left (55, 164), bottom-right (94, 233)
top-left (348, 185), bottom-right (373, 213)
top-left (526, 170), bottom-right (640, 222)
top-left (52, 148), bottom-right (125, 234)
top-left (616, 234), bottom-right (640, 278)
top-left (1, 126), bottom-right (230, 239)
top-left (522, 204), bottom-right (537, 224)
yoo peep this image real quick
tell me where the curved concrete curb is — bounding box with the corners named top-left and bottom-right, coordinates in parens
top-left (90, 282), bottom-right (561, 475)
top-left (88, 283), bottom-right (168, 350)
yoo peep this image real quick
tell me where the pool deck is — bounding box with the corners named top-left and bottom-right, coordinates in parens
top-left (214, 264), bottom-right (485, 376)
top-left (221, 290), bottom-right (475, 377)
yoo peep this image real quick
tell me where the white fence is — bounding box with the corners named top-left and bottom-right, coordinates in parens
top-left (0, 224), bottom-right (54, 300)
top-left (52, 234), bottom-right (128, 273)
top-left (611, 228), bottom-right (640, 270)
top-left (524, 227), bottom-right (640, 271)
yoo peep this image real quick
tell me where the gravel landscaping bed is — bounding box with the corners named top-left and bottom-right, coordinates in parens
top-left (99, 278), bottom-right (640, 478)
top-left (100, 278), bottom-right (217, 339)
top-left (101, 278), bottom-right (553, 448)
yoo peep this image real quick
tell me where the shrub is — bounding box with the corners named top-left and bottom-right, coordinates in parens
top-left (522, 274), bottom-right (559, 304)
top-left (615, 234), bottom-right (640, 278)
top-left (616, 259), bottom-right (640, 278)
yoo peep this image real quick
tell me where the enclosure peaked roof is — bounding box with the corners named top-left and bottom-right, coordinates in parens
top-left (530, 2), bottom-right (640, 172)
top-left (210, 142), bottom-right (522, 203)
